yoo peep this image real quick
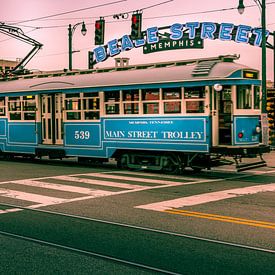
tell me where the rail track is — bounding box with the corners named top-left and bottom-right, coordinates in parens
top-left (0, 203), bottom-right (274, 274)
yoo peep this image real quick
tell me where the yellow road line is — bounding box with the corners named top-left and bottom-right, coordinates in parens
top-left (164, 209), bottom-right (275, 230)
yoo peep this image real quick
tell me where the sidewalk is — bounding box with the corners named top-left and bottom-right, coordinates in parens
top-left (264, 150), bottom-right (275, 168)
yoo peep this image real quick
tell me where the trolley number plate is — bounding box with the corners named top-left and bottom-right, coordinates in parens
top-left (74, 130), bottom-right (90, 140)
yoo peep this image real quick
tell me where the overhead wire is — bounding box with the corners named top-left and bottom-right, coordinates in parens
top-left (10, 0), bottom-right (128, 25)
top-left (7, 1), bottom-right (275, 30)
top-left (1, 1), bottom-right (275, 59)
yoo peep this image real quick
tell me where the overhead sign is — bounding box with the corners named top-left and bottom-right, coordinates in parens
top-left (143, 35), bottom-right (204, 54)
top-left (91, 22), bottom-right (270, 66)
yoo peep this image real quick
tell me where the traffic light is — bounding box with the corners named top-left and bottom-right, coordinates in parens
top-left (88, 51), bottom-right (94, 69)
top-left (94, 18), bottom-right (105, 45)
top-left (131, 13), bottom-right (142, 40)
top-left (267, 89), bottom-right (275, 146)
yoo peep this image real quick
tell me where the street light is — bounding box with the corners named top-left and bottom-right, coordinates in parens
top-left (237, 0), bottom-right (266, 114)
top-left (237, 0), bottom-right (245, 14)
top-left (237, 0), bottom-right (268, 145)
top-left (68, 22), bottom-right (87, 71)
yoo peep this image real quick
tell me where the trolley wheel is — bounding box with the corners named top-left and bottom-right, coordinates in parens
top-left (117, 153), bottom-right (130, 169)
top-left (162, 154), bottom-right (181, 174)
top-left (191, 167), bottom-right (202, 172)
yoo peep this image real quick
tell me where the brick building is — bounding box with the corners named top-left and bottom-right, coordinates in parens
top-left (0, 59), bottom-right (20, 73)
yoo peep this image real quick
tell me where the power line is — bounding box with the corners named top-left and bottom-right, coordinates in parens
top-left (10, 0), bottom-right (127, 25)
top-left (9, 1), bottom-right (275, 30)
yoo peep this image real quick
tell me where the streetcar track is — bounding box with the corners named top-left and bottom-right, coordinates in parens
top-left (0, 230), bottom-right (179, 275)
top-left (1, 202), bottom-right (274, 254)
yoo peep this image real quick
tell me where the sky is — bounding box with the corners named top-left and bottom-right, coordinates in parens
top-left (1, 0), bottom-right (275, 81)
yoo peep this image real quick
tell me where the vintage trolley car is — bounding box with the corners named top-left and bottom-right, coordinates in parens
top-left (0, 55), bottom-right (270, 172)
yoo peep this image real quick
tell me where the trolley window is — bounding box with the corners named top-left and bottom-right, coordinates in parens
top-left (254, 86), bottom-right (260, 109)
top-left (83, 92), bottom-right (100, 120)
top-left (64, 92), bottom-right (100, 121)
top-left (184, 87), bottom-right (206, 113)
top-left (0, 97), bottom-right (6, 116)
top-left (186, 101), bottom-right (205, 113)
top-left (8, 95), bottom-right (37, 121)
top-left (184, 87), bottom-right (205, 99)
top-left (105, 91), bottom-right (120, 115)
top-left (163, 87), bottom-right (182, 114)
top-left (65, 93), bottom-right (81, 120)
top-left (142, 89), bottom-right (160, 101)
top-left (142, 89), bottom-right (160, 114)
top-left (237, 85), bottom-right (252, 109)
top-left (22, 95), bottom-right (36, 120)
top-left (143, 103), bottom-right (159, 114)
top-left (123, 90), bottom-right (139, 115)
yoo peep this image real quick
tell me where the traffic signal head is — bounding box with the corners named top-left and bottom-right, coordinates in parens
top-left (95, 19), bottom-right (105, 45)
top-left (131, 13), bottom-right (142, 40)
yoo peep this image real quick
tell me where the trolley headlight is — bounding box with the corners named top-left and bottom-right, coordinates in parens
top-left (255, 126), bottom-right (261, 134)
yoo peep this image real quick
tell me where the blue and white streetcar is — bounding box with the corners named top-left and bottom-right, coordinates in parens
top-left (0, 55), bottom-right (270, 172)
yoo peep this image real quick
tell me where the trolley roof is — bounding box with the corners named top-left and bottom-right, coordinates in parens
top-left (0, 55), bottom-right (258, 94)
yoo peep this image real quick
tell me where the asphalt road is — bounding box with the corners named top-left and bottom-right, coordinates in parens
top-left (0, 154), bottom-right (274, 274)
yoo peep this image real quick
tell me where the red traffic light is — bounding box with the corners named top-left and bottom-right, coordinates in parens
top-left (131, 13), bottom-right (142, 39)
top-left (95, 21), bottom-right (102, 30)
top-left (94, 18), bottom-right (105, 45)
top-left (132, 15), bottom-right (138, 24)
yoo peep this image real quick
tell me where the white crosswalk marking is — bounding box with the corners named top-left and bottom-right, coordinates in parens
top-left (0, 188), bottom-right (68, 204)
top-left (0, 208), bottom-right (22, 215)
top-left (0, 171), bottom-right (228, 212)
top-left (85, 173), bottom-right (183, 185)
top-left (136, 183), bottom-right (275, 211)
top-left (54, 175), bottom-right (146, 190)
top-left (12, 179), bottom-right (112, 195)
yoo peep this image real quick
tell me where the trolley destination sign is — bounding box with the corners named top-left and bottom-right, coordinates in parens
top-left (91, 21), bottom-right (270, 65)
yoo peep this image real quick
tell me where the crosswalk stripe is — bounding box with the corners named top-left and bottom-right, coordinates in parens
top-left (12, 179), bottom-right (108, 195)
top-left (84, 173), bottom-right (180, 185)
top-left (116, 171), bottom-right (199, 181)
top-left (0, 188), bottom-right (68, 204)
top-left (0, 208), bottom-right (22, 215)
top-left (136, 183), bottom-right (275, 211)
top-left (54, 175), bottom-right (146, 190)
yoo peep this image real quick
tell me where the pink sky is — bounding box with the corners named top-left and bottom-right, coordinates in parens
top-left (1, 0), bottom-right (274, 80)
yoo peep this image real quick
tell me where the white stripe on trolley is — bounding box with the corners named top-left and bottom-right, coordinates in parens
top-left (136, 183), bottom-right (275, 211)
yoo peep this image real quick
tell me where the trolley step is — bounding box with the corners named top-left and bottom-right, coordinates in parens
top-left (236, 160), bottom-right (267, 172)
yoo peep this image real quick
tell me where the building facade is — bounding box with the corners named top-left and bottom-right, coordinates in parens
top-left (0, 59), bottom-right (20, 73)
